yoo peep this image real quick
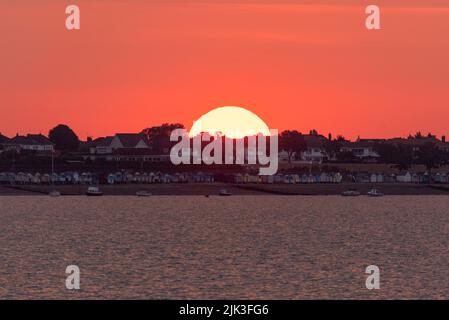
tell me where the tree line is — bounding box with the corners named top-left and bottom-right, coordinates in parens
top-left (3, 124), bottom-right (448, 173)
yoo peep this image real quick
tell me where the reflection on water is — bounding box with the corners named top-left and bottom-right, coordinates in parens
top-left (0, 196), bottom-right (448, 299)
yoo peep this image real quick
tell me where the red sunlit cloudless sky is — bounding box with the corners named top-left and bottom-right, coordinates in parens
top-left (1, 0), bottom-right (449, 140)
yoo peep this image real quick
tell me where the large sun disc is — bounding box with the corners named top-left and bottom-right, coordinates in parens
top-left (189, 106), bottom-right (271, 139)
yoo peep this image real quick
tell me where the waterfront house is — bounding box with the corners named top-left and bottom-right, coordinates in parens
top-left (110, 133), bottom-right (150, 150)
top-left (340, 141), bottom-right (380, 163)
top-left (436, 140), bottom-right (449, 153)
top-left (3, 134), bottom-right (54, 153)
top-left (113, 148), bottom-right (170, 163)
top-left (388, 135), bottom-right (446, 153)
top-left (90, 136), bottom-right (114, 156)
top-left (88, 133), bottom-right (171, 163)
top-left (301, 133), bottom-right (329, 163)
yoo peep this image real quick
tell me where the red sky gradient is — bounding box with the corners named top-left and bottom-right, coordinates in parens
top-left (1, 0), bottom-right (449, 140)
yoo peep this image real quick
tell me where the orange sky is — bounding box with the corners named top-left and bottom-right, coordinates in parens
top-left (1, 0), bottom-right (449, 140)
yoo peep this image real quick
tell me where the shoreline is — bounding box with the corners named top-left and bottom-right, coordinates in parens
top-left (1, 182), bottom-right (449, 196)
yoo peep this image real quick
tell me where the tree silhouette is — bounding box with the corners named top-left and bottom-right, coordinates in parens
top-left (49, 124), bottom-right (79, 151)
top-left (374, 143), bottom-right (414, 170)
top-left (279, 130), bottom-right (307, 163)
top-left (141, 123), bottom-right (185, 153)
top-left (323, 139), bottom-right (342, 162)
top-left (394, 145), bottom-right (414, 171)
top-left (415, 142), bottom-right (446, 183)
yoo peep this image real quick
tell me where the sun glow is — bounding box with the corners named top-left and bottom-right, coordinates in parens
top-left (189, 106), bottom-right (271, 139)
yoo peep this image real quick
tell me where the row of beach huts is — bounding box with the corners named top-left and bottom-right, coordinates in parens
top-left (234, 172), bottom-right (449, 184)
top-left (234, 172), bottom-right (343, 184)
top-left (349, 172), bottom-right (449, 184)
top-left (0, 171), bottom-right (215, 185)
top-left (1, 171), bottom-right (448, 185)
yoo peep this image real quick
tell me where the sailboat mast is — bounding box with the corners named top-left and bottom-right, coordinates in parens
top-left (51, 150), bottom-right (54, 190)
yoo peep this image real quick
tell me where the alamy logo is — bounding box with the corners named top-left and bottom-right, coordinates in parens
top-left (170, 129), bottom-right (279, 175)
top-left (365, 5), bottom-right (381, 30)
top-left (64, 5), bottom-right (381, 31)
top-left (365, 265), bottom-right (380, 290)
top-left (65, 265), bottom-right (80, 290)
top-left (65, 5), bottom-right (80, 30)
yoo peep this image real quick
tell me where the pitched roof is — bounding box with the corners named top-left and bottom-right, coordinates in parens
top-left (26, 134), bottom-right (54, 145)
top-left (8, 135), bottom-right (34, 145)
top-left (388, 137), bottom-right (440, 146)
top-left (113, 148), bottom-right (160, 156)
top-left (350, 142), bottom-right (376, 148)
top-left (358, 138), bottom-right (387, 143)
top-left (115, 133), bottom-right (150, 148)
top-left (339, 140), bottom-right (376, 149)
top-left (93, 136), bottom-right (113, 147)
top-left (7, 134), bottom-right (53, 146)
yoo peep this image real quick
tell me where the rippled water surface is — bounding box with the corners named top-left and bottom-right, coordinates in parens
top-left (0, 196), bottom-right (448, 299)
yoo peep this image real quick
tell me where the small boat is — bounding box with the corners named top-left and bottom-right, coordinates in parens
top-left (49, 190), bottom-right (61, 197)
top-left (136, 190), bottom-right (152, 197)
top-left (218, 189), bottom-right (232, 196)
top-left (86, 186), bottom-right (103, 196)
top-left (367, 189), bottom-right (384, 197)
top-left (341, 189), bottom-right (361, 197)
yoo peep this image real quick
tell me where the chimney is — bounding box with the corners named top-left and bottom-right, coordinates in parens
top-left (328, 133), bottom-right (332, 141)
top-left (442, 135), bottom-right (446, 143)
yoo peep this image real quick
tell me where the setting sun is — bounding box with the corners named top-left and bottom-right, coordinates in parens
top-left (189, 106), bottom-right (271, 139)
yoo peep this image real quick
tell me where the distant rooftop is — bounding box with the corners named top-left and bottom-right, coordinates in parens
top-left (115, 133), bottom-right (150, 148)
top-left (6, 134), bottom-right (54, 145)
top-left (0, 133), bottom-right (10, 143)
top-left (93, 136), bottom-right (114, 147)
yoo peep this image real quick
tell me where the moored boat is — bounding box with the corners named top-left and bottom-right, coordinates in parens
top-left (367, 189), bottom-right (384, 197)
top-left (86, 186), bottom-right (103, 196)
top-left (341, 189), bottom-right (361, 197)
top-left (218, 189), bottom-right (232, 196)
top-left (136, 190), bottom-right (152, 197)
top-left (49, 190), bottom-right (61, 197)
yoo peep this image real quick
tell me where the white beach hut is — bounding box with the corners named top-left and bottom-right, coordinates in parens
top-left (396, 172), bottom-right (412, 183)
top-left (107, 173), bottom-right (115, 184)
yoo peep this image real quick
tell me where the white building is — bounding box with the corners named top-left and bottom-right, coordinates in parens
top-left (340, 142), bottom-right (380, 162)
